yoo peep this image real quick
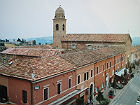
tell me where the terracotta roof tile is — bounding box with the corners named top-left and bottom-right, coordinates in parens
top-left (61, 34), bottom-right (129, 43)
top-left (59, 46), bottom-right (125, 67)
top-left (1, 48), bottom-right (64, 57)
top-left (0, 47), bottom-right (125, 81)
top-left (0, 48), bottom-right (75, 81)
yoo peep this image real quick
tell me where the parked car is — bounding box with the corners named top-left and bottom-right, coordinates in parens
top-left (137, 96), bottom-right (140, 101)
top-left (136, 100), bottom-right (140, 105)
top-left (108, 90), bottom-right (114, 99)
top-left (136, 96), bottom-right (140, 105)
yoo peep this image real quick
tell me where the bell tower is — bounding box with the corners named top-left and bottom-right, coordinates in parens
top-left (53, 6), bottom-right (66, 48)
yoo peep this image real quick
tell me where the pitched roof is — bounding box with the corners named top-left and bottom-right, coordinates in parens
top-left (1, 48), bottom-right (63, 57)
top-left (59, 47), bottom-right (125, 67)
top-left (0, 48), bottom-right (76, 81)
top-left (0, 47), bottom-right (125, 81)
top-left (61, 34), bottom-right (130, 43)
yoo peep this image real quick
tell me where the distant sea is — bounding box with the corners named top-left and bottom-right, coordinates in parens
top-left (26, 36), bottom-right (140, 46)
top-left (26, 36), bottom-right (53, 45)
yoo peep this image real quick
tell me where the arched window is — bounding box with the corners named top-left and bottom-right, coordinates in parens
top-left (62, 24), bottom-right (65, 31)
top-left (56, 24), bottom-right (59, 30)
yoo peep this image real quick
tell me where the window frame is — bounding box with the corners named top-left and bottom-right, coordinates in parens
top-left (88, 45), bottom-right (92, 50)
top-left (56, 24), bottom-right (59, 31)
top-left (72, 43), bottom-right (76, 49)
top-left (97, 67), bottom-right (99, 74)
top-left (57, 81), bottom-right (62, 94)
top-left (77, 75), bottom-right (81, 84)
top-left (91, 69), bottom-right (93, 77)
top-left (84, 72), bottom-right (89, 81)
top-left (107, 63), bottom-right (109, 69)
top-left (62, 24), bottom-right (65, 31)
top-left (68, 77), bottom-right (72, 89)
top-left (110, 62), bottom-right (111, 68)
top-left (22, 90), bottom-right (27, 103)
top-left (44, 87), bottom-right (49, 100)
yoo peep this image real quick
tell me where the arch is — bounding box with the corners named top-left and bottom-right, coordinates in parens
top-left (105, 73), bottom-right (109, 87)
top-left (0, 85), bottom-right (8, 103)
top-left (89, 83), bottom-right (94, 101)
top-left (62, 24), bottom-right (65, 31)
top-left (56, 24), bottom-right (59, 30)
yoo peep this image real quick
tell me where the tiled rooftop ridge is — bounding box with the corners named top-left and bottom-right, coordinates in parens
top-left (0, 46), bottom-right (125, 81)
top-left (61, 34), bottom-right (130, 43)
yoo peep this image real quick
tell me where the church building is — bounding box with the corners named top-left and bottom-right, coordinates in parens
top-left (53, 6), bottom-right (132, 61)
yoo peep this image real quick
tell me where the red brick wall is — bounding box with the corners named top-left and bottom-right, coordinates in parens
top-left (32, 70), bottom-right (76, 105)
top-left (0, 53), bottom-right (126, 105)
top-left (0, 76), bottom-right (31, 105)
top-left (8, 78), bottom-right (31, 105)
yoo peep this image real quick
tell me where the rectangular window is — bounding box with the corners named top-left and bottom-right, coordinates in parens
top-left (91, 69), bottom-right (93, 77)
top-left (107, 63), bottom-right (108, 69)
top-left (88, 45), bottom-right (92, 50)
top-left (22, 90), bottom-right (27, 103)
top-left (72, 44), bottom-right (76, 49)
top-left (87, 72), bottom-right (89, 80)
top-left (44, 87), bottom-right (49, 100)
top-left (84, 73), bottom-right (86, 81)
top-left (97, 67), bottom-right (99, 74)
top-left (77, 75), bottom-right (81, 84)
top-left (57, 82), bottom-right (61, 94)
top-left (68, 78), bottom-right (72, 88)
top-left (84, 72), bottom-right (89, 81)
top-left (103, 64), bottom-right (105, 71)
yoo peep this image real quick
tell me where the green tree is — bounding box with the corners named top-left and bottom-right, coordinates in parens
top-left (17, 38), bottom-right (21, 42)
top-left (132, 63), bottom-right (135, 69)
top-left (129, 66), bottom-right (132, 74)
top-left (33, 40), bottom-right (36, 45)
top-left (96, 90), bottom-right (104, 104)
top-left (76, 97), bottom-right (84, 105)
top-left (112, 79), bottom-right (117, 89)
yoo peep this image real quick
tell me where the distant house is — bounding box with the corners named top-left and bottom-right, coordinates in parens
top-left (27, 40), bottom-right (36, 46)
top-left (131, 46), bottom-right (140, 63)
top-left (0, 42), bottom-right (6, 52)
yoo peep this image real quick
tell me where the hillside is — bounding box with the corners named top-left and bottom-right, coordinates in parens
top-left (132, 37), bottom-right (140, 46)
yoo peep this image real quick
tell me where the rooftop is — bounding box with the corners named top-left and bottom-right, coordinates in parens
top-left (62, 34), bottom-right (130, 43)
top-left (0, 47), bottom-right (125, 81)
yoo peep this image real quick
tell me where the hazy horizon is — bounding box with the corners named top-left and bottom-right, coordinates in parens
top-left (0, 0), bottom-right (140, 39)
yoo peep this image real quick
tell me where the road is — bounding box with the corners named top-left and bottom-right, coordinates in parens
top-left (110, 68), bottom-right (140, 105)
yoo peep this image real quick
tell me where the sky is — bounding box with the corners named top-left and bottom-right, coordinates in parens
top-left (0, 0), bottom-right (140, 39)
